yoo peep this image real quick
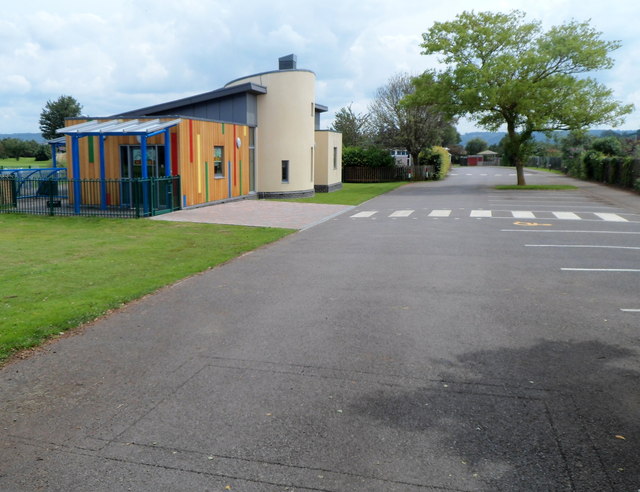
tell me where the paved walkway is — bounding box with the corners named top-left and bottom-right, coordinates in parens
top-left (149, 199), bottom-right (354, 229)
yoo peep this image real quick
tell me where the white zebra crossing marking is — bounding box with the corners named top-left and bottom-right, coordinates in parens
top-left (594, 213), bottom-right (628, 222)
top-left (553, 212), bottom-right (581, 220)
top-left (351, 210), bottom-right (632, 221)
top-left (471, 210), bottom-right (492, 217)
top-left (428, 210), bottom-right (452, 217)
top-left (351, 211), bottom-right (377, 218)
top-left (512, 211), bottom-right (536, 219)
top-left (389, 210), bottom-right (414, 217)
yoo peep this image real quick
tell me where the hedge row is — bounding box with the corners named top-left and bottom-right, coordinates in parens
top-left (567, 151), bottom-right (640, 190)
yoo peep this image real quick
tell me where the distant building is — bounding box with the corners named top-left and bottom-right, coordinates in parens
top-left (390, 149), bottom-right (412, 166)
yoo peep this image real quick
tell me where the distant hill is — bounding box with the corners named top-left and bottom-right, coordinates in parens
top-left (0, 133), bottom-right (46, 143)
top-left (460, 129), bottom-right (638, 147)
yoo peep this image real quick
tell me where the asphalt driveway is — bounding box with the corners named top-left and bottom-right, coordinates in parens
top-left (2, 169), bottom-right (639, 491)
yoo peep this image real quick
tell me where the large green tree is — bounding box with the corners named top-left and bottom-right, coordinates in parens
top-left (369, 72), bottom-right (452, 166)
top-left (330, 104), bottom-right (370, 147)
top-left (39, 95), bottom-right (83, 140)
top-left (409, 10), bottom-right (633, 185)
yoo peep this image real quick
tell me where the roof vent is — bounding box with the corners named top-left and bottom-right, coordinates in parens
top-left (278, 54), bottom-right (297, 70)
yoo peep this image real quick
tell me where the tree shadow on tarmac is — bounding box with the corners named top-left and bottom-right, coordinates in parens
top-left (350, 340), bottom-right (639, 491)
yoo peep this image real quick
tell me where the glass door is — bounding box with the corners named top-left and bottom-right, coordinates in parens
top-left (120, 145), bottom-right (165, 207)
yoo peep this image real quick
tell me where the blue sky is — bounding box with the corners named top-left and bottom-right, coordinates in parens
top-left (1, 0), bottom-right (638, 135)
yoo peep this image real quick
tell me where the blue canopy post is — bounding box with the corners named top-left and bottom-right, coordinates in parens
top-left (164, 128), bottom-right (171, 177)
top-left (141, 135), bottom-right (149, 215)
top-left (99, 135), bottom-right (107, 210)
top-left (47, 137), bottom-right (66, 168)
top-left (51, 143), bottom-right (57, 168)
top-left (71, 136), bottom-right (82, 215)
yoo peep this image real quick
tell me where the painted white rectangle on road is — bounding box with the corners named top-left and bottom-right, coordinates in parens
top-left (428, 210), bottom-right (452, 217)
top-left (594, 213), bottom-right (628, 222)
top-left (389, 210), bottom-right (414, 218)
top-left (502, 229), bottom-right (640, 234)
top-left (471, 210), bottom-right (492, 218)
top-left (562, 268), bottom-right (640, 272)
top-left (351, 211), bottom-right (377, 218)
top-left (512, 211), bottom-right (536, 219)
top-left (553, 212), bottom-right (581, 220)
top-left (525, 244), bottom-right (640, 250)
top-left (621, 309), bottom-right (640, 312)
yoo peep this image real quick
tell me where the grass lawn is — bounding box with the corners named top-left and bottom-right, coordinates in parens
top-left (0, 157), bottom-right (54, 168)
top-left (0, 214), bottom-right (293, 363)
top-left (279, 182), bottom-right (408, 205)
top-left (495, 184), bottom-right (578, 190)
top-left (526, 166), bottom-right (565, 175)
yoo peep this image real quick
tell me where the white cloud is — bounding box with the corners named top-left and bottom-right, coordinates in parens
top-left (1, 0), bottom-right (639, 135)
top-left (0, 75), bottom-right (31, 95)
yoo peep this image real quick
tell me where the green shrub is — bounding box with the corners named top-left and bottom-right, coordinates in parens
top-left (621, 157), bottom-right (636, 188)
top-left (564, 156), bottom-right (585, 178)
top-left (583, 149), bottom-right (604, 180)
top-left (34, 144), bottom-right (51, 162)
top-left (592, 136), bottom-right (623, 156)
top-left (419, 146), bottom-right (451, 180)
top-left (342, 146), bottom-right (394, 167)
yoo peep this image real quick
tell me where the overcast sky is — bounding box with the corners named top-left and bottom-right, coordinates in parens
top-left (1, 0), bottom-right (639, 136)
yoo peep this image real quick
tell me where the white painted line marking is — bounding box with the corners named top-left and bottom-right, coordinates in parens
top-left (471, 210), bottom-right (492, 218)
top-left (621, 309), bottom-right (640, 312)
top-left (429, 209), bottom-right (452, 217)
top-left (526, 244), bottom-right (640, 250)
top-left (553, 212), bottom-right (581, 220)
top-left (512, 211), bottom-right (536, 219)
top-left (389, 210), bottom-right (414, 217)
top-left (351, 211), bottom-right (377, 218)
top-left (561, 268), bottom-right (640, 272)
top-left (594, 212), bottom-right (628, 222)
top-left (502, 230), bottom-right (640, 235)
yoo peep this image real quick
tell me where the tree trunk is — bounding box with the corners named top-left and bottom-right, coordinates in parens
top-left (515, 160), bottom-right (527, 186)
top-left (506, 120), bottom-right (527, 186)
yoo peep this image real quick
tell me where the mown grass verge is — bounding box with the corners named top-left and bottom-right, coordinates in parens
top-left (279, 182), bottom-right (407, 205)
top-left (495, 185), bottom-right (578, 190)
top-left (0, 157), bottom-right (54, 168)
top-left (0, 214), bottom-right (293, 363)
top-left (525, 166), bottom-right (565, 175)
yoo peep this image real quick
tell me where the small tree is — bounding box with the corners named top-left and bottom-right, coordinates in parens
top-left (410, 10), bottom-right (633, 185)
top-left (34, 144), bottom-right (52, 162)
top-left (2, 138), bottom-right (26, 160)
top-left (591, 136), bottom-right (623, 156)
top-left (465, 138), bottom-right (488, 155)
top-left (331, 104), bottom-right (370, 147)
top-left (39, 95), bottom-right (83, 140)
top-left (369, 72), bottom-right (452, 166)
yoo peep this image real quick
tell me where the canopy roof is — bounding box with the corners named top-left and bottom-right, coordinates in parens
top-left (58, 118), bottom-right (182, 137)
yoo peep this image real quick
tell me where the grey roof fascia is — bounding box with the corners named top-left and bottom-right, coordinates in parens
top-left (315, 103), bottom-right (328, 113)
top-left (115, 83), bottom-right (267, 117)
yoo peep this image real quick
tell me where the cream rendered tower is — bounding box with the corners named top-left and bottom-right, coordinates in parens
top-left (225, 55), bottom-right (318, 198)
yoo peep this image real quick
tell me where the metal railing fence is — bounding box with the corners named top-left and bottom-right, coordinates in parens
top-left (0, 176), bottom-right (180, 218)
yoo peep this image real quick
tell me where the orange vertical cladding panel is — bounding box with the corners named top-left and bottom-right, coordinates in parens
top-left (176, 119), bottom-right (250, 207)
